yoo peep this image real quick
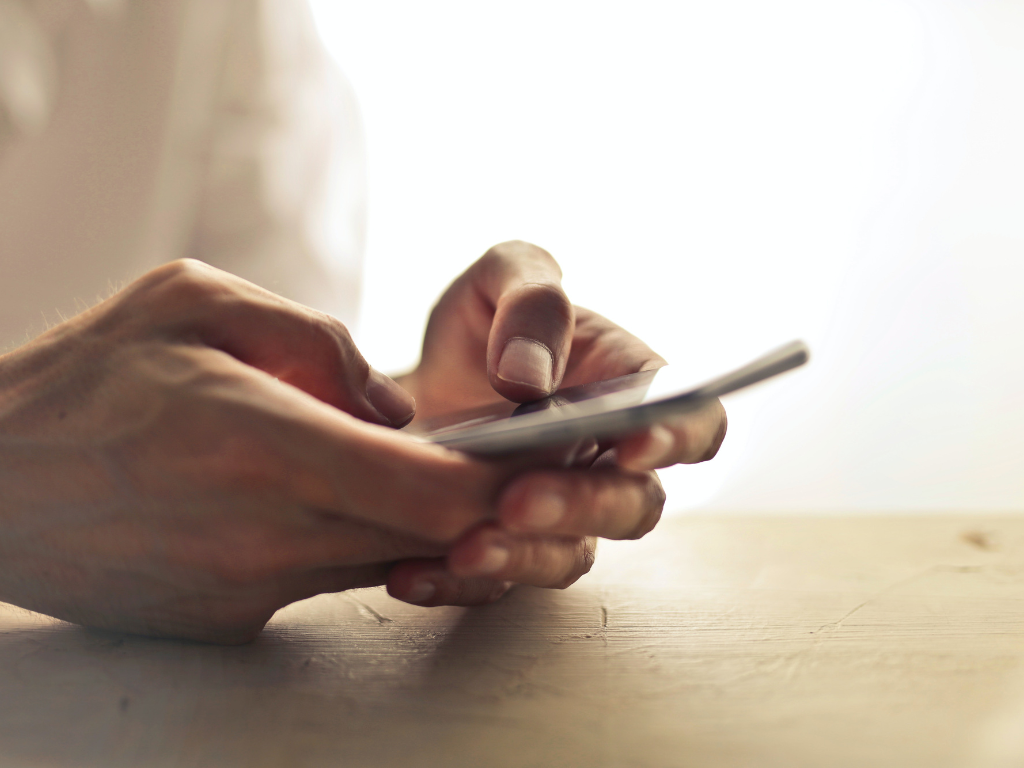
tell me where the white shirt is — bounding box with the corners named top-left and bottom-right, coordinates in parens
top-left (0, 0), bottom-right (364, 352)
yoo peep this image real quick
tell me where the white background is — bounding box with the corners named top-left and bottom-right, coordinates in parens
top-left (310, 0), bottom-right (1024, 513)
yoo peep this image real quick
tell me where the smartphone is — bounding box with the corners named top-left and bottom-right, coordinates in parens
top-left (405, 340), bottom-right (809, 457)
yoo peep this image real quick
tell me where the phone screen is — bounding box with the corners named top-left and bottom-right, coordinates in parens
top-left (403, 340), bottom-right (809, 457)
top-left (407, 369), bottom-right (659, 441)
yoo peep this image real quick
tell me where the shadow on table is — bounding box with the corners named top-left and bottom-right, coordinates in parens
top-left (0, 583), bottom-right (615, 767)
top-left (417, 582), bottom-right (604, 703)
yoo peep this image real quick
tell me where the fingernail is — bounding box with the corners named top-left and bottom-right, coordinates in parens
top-left (366, 368), bottom-right (416, 427)
top-left (520, 489), bottom-right (566, 529)
top-left (497, 337), bottom-right (554, 393)
top-left (630, 424), bottom-right (674, 469)
top-left (405, 580), bottom-right (436, 604)
top-left (476, 543), bottom-right (511, 575)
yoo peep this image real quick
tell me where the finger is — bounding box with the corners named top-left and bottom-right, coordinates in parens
top-left (468, 241), bottom-right (576, 401)
top-left (497, 466), bottom-right (666, 540)
top-left (216, 368), bottom-right (504, 542)
top-left (561, 306), bottom-right (666, 386)
top-left (446, 524), bottom-right (597, 589)
top-left (386, 559), bottom-right (513, 606)
top-left (124, 259), bottom-right (415, 427)
top-left (615, 399), bottom-right (728, 471)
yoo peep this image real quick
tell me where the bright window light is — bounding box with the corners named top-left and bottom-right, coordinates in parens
top-left (311, 1), bottom-right (1024, 513)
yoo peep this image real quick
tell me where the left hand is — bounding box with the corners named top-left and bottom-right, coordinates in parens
top-left (387, 241), bottom-right (727, 607)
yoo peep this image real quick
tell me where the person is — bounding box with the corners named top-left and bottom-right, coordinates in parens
top-left (0, 0), bottom-right (726, 644)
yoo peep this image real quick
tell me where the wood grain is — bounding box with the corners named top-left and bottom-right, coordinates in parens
top-left (3, 516), bottom-right (1024, 768)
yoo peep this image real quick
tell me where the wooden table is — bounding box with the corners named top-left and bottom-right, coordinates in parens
top-left (3, 516), bottom-right (1024, 768)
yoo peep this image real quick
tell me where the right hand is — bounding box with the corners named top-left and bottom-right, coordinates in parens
top-left (0, 260), bottom-right (515, 643)
top-left (382, 242), bottom-right (724, 609)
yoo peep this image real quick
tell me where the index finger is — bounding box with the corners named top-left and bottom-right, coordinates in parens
top-left (213, 362), bottom-right (505, 543)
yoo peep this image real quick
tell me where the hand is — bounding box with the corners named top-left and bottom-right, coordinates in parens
top-left (0, 260), bottom-right (532, 643)
top-left (386, 242), bottom-right (727, 607)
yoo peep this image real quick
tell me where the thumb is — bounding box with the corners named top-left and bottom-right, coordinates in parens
top-left (471, 241), bottom-right (575, 402)
top-left (208, 300), bottom-right (416, 427)
top-left (139, 260), bottom-right (417, 427)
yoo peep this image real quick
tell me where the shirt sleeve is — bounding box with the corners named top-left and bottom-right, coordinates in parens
top-left (184, 0), bottom-right (365, 330)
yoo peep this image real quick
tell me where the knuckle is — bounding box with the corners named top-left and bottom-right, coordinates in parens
top-left (699, 406), bottom-right (729, 463)
top-left (476, 243), bottom-right (517, 277)
top-left (153, 258), bottom-right (213, 289)
top-left (481, 240), bottom-right (562, 278)
top-left (624, 478), bottom-right (666, 540)
top-left (674, 403), bottom-right (728, 464)
top-left (650, 473), bottom-right (668, 510)
top-left (132, 258), bottom-right (196, 288)
top-left (480, 243), bottom-right (510, 266)
top-left (306, 312), bottom-right (365, 378)
top-left (584, 537), bottom-right (598, 571)
top-left (482, 239), bottom-right (530, 263)
top-left (325, 324), bottom-right (365, 374)
top-left (554, 538), bottom-right (596, 589)
top-left (516, 280), bottom-right (573, 321)
top-left (309, 309), bottom-right (354, 346)
top-left (103, 260), bottom-right (224, 330)
top-left (159, 258), bottom-right (210, 279)
top-left (670, 422), bottom-right (700, 463)
top-left (142, 259), bottom-right (229, 311)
